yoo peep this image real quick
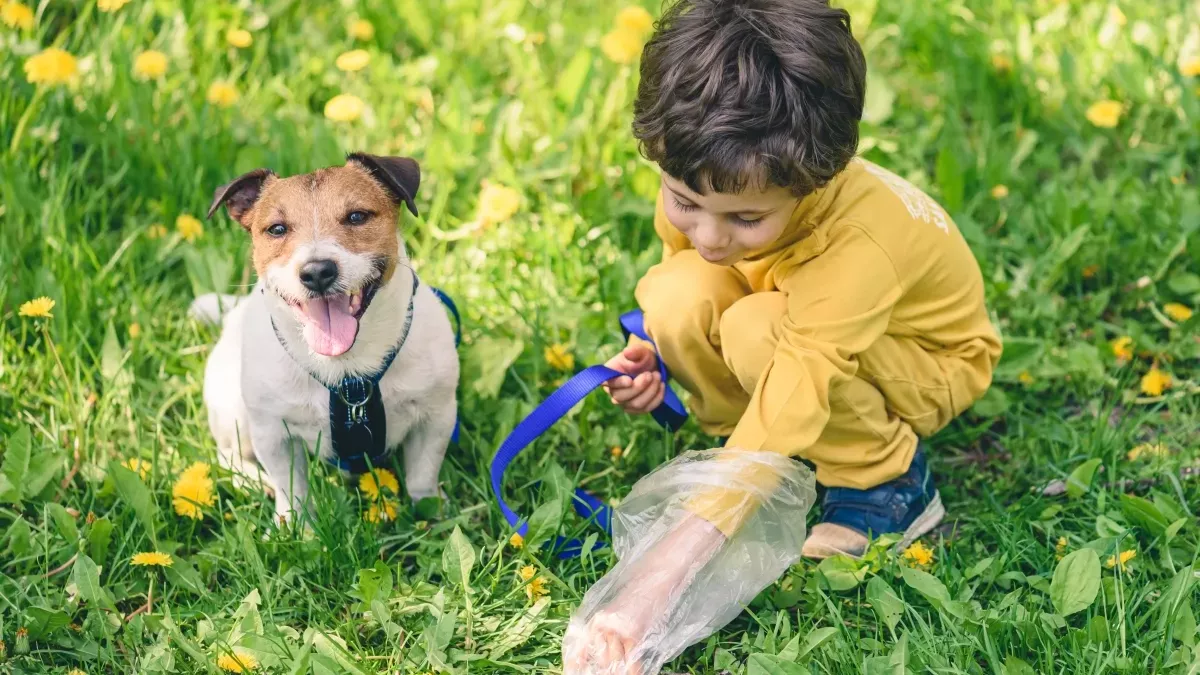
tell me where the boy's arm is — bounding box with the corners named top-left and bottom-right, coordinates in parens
top-left (685, 221), bottom-right (902, 534)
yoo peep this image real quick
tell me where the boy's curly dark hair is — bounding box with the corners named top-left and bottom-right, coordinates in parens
top-left (633, 0), bottom-right (866, 197)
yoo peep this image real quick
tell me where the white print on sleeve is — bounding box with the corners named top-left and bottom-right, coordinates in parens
top-left (859, 160), bottom-right (951, 235)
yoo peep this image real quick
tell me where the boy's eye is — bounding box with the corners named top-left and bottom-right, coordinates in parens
top-left (671, 196), bottom-right (698, 212)
top-left (346, 210), bottom-right (370, 225)
top-left (730, 215), bottom-right (763, 227)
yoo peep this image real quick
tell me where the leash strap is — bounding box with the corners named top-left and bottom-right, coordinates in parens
top-left (490, 309), bottom-right (688, 558)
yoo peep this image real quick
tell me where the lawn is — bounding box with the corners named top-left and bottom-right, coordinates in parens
top-left (2, 0), bottom-right (1199, 672)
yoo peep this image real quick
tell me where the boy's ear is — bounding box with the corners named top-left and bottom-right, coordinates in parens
top-left (207, 168), bottom-right (275, 229)
top-left (346, 153), bottom-right (420, 217)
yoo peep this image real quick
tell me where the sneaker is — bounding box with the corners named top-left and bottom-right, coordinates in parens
top-left (801, 446), bottom-right (944, 560)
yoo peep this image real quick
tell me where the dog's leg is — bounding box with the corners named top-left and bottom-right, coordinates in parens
top-left (250, 423), bottom-right (312, 524)
top-left (401, 403), bottom-right (456, 501)
top-left (215, 422), bottom-right (276, 498)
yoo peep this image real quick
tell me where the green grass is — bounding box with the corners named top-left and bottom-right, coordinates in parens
top-left (2, 0), bottom-right (1199, 672)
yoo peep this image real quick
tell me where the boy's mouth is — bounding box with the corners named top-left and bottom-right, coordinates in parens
top-left (696, 246), bottom-right (732, 263)
top-left (285, 279), bottom-right (381, 357)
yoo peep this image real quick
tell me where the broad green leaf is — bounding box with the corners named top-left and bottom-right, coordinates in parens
top-left (523, 497), bottom-right (563, 549)
top-left (88, 517), bottom-right (114, 566)
top-left (101, 321), bottom-right (123, 380)
top-left (1166, 518), bottom-right (1189, 542)
top-left (163, 555), bottom-right (205, 595)
top-left (555, 49), bottom-right (593, 109)
top-left (777, 633), bottom-right (802, 661)
top-left (489, 595), bottom-right (550, 659)
top-left (1050, 549), bottom-right (1100, 617)
top-left (862, 71), bottom-right (894, 125)
top-left (46, 502), bottom-right (79, 542)
top-left (796, 626), bottom-right (839, 661)
top-left (24, 606), bottom-right (71, 639)
top-left (0, 426), bottom-right (32, 505)
top-left (350, 561), bottom-right (393, 607)
top-left (442, 525), bottom-right (476, 587)
top-left (971, 387), bottom-right (1010, 417)
top-left (888, 632), bottom-right (909, 673)
top-left (867, 576), bottom-right (905, 633)
top-left (1160, 566), bottom-right (1199, 634)
top-left (1066, 458), bottom-right (1102, 499)
top-left (900, 566), bottom-right (963, 619)
top-left (1088, 615), bottom-right (1111, 645)
top-left (72, 554), bottom-right (115, 611)
top-left (5, 517), bottom-right (32, 556)
top-left (23, 444), bottom-right (62, 500)
top-left (1175, 603), bottom-right (1197, 648)
top-left (817, 555), bottom-right (865, 591)
top-left (1120, 494), bottom-right (1169, 536)
top-left (1005, 656), bottom-right (1036, 675)
top-left (110, 464), bottom-right (158, 540)
top-left (463, 336), bottom-right (524, 399)
top-left (747, 654), bottom-right (812, 675)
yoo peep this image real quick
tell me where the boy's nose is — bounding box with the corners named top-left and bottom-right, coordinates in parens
top-left (693, 221), bottom-right (730, 250)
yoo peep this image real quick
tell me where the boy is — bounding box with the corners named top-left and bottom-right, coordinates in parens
top-left (565, 0), bottom-right (1000, 672)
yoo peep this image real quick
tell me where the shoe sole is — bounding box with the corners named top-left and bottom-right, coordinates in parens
top-left (895, 491), bottom-right (945, 551)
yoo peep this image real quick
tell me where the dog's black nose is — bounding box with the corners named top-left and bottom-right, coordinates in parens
top-left (299, 259), bottom-right (339, 293)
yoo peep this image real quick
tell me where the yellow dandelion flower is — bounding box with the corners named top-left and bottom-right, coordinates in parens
top-left (348, 18), bottom-right (375, 41)
top-left (611, 446), bottom-right (623, 460)
top-left (335, 49), bottom-right (370, 72)
top-left (206, 81), bottom-right (239, 108)
top-left (526, 576), bottom-right (549, 600)
top-left (1164, 303), bottom-right (1193, 322)
top-left (1127, 441), bottom-right (1169, 461)
top-left (217, 650), bottom-right (258, 672)
top-left (509, 532), bottom-right (524, 549)
top-left (544, 344), bottom-right (575, 371)
top-left (129, 322), bottom-right (142, 339)
top-left (18, 296), bottom-right (55, 318)
top-left (1082, 264), bottom-right (1099, 278)
top-left (1110, 336), bottom-right (1133, 362)
top-left (991, 53), bottom-right (1013, 73)
top-left (1183, 58), bottom-right (1200, 78)
top-left (24, 48), bottom-right (78, 86)
top-left (133, 50), bottom-right (168, 80)
top-left (1018, 371), bottom-right (1034, 385)
top-left (2, 2), bottom-right (34, 29)
top-left (1106, 549), bottom-right (1136, 571)
top-left (146, 223), bottom-right (168, 239)
top-left (124, 457), bottom-right (152, 480)
top-left (519, 565), bottom-right (536, 581)
top-left (600, 27), bottom-right (644, 64)
top-left (364, 499), bottom-right (399, 523)
top-left (130, 551), bottom-right (173, 567)
top-left (176, 214), bottom-right (203, 242)
top-left (97, 0), bottom-right (130, 11)
top-left (324, 93), bottom-right (364, 122)
top-left (902, 541), bottom-right (935, 568)
top-left (1086, 100), bottom-right (1123, 128)
top-left (67, 669), bottom-right (87, 675)
top-left (1141, 366), bottom-right (1172, 396)
top-left (477, 183), bottom-right (520, 225)
top-left (615, 6), bottom-right (654, 37)
top-left (226, 29), bottom-right (252, 49)
top-left (990, 184), bottom-right (1009, 199)
top-left (172, 462), bottom-right (216, 519)
top-left (359, 468), bottom-right (399, 501)
top-left (1055, 536), bottom-right (1067, 560)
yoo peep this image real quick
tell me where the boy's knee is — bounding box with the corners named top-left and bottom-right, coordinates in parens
top-left (636, 250), bottom-right (748, 343)
top-left (720, 292), bottom-right (787, 392)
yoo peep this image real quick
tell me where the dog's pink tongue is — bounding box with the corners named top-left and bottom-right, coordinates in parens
top-left (300, 295), bottom-right (358, 356)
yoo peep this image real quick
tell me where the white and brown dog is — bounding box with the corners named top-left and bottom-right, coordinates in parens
top-left (190, 154), bottom-right (459, 522)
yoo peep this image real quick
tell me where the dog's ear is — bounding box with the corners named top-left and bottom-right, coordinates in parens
top-left (346, 153), bottom-right (420, 217)
top-left (207, 168), bottom-right (274, 228)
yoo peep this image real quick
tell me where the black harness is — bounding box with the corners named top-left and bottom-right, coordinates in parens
top-left (272, 272), bottom-right (418, 474)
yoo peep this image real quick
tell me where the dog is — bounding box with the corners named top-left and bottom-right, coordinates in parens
top-left (190, 153), bottom-right (460, 523)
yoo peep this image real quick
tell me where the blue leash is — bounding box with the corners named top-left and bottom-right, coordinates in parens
top-left (489, 309), bottom-right (688, 558)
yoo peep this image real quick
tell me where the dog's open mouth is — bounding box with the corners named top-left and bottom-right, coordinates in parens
top-left (288, 280), bottom-right (380, 357)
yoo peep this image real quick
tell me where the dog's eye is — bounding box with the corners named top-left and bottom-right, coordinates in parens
top-left (266, 223), bottom-right (288, 237)
top-left (347, 211), bottom-right (369, 225)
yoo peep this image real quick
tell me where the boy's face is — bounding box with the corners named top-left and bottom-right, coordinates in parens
top-left (660, 173), bottom-right (799, 265)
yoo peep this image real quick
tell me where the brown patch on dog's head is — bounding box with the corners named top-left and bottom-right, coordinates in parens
top-left (206, 154), bottom-right (421, 283)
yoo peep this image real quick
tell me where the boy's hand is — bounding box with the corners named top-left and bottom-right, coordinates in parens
top-left (602, 344), bottom-right (665, 415)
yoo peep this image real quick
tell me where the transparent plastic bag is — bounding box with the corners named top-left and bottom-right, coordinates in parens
top-left (563, 448), bottom-right (817, 675)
